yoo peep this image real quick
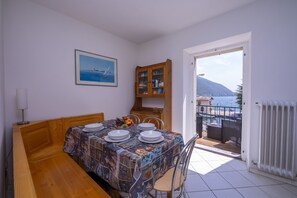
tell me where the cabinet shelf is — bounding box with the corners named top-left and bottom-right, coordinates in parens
top-left (152, 74), bottom-right (164, 76)
top-left (152, 87), bottom-right (164, 89)
top-left (135, 65), bottom-right (166, 97)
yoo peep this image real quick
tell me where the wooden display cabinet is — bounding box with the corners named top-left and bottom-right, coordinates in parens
top-left (131, 59), bottom-right (172, 130)
top-left (136, 64), bottom-right (167, 97)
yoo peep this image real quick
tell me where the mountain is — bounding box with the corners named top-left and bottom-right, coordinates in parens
top-left (197, 77), bottom-right (234, 96)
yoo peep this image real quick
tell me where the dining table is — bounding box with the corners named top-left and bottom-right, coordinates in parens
top-left (63, 119), bottom-right (184, 198)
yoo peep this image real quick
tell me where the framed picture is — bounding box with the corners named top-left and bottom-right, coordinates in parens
top-left (75, 49), bottom-right (118, 86)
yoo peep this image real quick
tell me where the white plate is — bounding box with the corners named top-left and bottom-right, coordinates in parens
top-left (138, 123), bottom-right (155, 128)
top-left (138, 135), bottom-right (164, 144)
top-left (85, 123), bottom-right (103, 129)
top-left (82, 126), bottom-right (104, 132)
top-left (108, 130), bottom-right (130, 140)
top-left (104, 135), bottom-right (131, 143)
top-left (140, 131), bottom-right (162, 141)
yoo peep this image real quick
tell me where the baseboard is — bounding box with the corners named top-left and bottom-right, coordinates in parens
top-left (249, 167), bottom-right (297, 186)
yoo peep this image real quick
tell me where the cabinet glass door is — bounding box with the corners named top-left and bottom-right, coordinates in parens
top-left (138, 71), bottom-right (148, 95)
top-left (151, 68), bottom-right (164, 95)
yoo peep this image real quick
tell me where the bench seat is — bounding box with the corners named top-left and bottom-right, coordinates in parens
top-left (29, 152), bottom-right (108, 197)
top-left (13, 113), bottom-right (110, 198)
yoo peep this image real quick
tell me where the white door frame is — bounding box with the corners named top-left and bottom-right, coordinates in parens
top-left (183, 32), bottom-right (251, 163)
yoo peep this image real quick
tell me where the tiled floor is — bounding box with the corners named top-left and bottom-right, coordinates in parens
top-left (154, 147), bottom-right (297, 198)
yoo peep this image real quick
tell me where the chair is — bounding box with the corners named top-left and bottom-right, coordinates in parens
top-left (196, 113), bottom-right (203, 138)
top-left (142, 116), bottom-right (164, 129)
top-left (207, 124), bottom-right (222, 141)
top-left (151, 133), bottom-right (199, 198)
top-left (126, 114), bottom-right (140, 124)
top-left (221, 119), bottom-right (242, 145)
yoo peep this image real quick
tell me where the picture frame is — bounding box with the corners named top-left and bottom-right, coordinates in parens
top-left (75, 49), bottom-right (118, 87)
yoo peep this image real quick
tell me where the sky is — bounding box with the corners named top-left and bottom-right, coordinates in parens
top-left (196, 50), bottom-right (243, 92)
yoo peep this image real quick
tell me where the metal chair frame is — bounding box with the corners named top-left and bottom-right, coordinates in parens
top-left (152, 133), bottom-right (199, 198)
top-left (142, 116), bottom-right (164, 130)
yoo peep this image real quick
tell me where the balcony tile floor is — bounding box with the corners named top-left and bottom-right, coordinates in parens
top-left (154, 147), bottom-right (297, 198)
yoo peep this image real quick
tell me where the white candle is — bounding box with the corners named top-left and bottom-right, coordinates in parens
top-left (16, 88), bottom-right (28, 110)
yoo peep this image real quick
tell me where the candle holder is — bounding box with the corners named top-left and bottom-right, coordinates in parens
top-left (16, 88), bottom-right (30, 125)
top-left (17, 109), bottom-right (30, 125)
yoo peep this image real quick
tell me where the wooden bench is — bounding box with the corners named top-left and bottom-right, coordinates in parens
top-left (13, 113), bottom-right (110, 198)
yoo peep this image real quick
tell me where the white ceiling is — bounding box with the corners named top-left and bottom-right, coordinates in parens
top-left (29, 0), bottom-right (258, 44)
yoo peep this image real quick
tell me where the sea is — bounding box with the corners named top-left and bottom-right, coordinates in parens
top-left (211, 96), bottom-right (239, 108)
top-left (80, 70), bottom-right (115, 83)
top-left (202, 96), bottom-right (241, 125)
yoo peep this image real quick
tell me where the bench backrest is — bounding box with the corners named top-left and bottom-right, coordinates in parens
top-left (20, 113), bottom-right (104, 158)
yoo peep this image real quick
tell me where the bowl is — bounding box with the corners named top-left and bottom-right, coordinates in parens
top-left (138, 123), bottom-right (156, 131)
top-left (138, 123), bottom-right (155, 128)
top-left (140, 130), bottom-right (162, 141)
top-left (108, 130), bottom-right (129, 140)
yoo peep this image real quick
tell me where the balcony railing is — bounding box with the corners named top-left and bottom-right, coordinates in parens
top-left (197, 104), bottom-right (242, 124)
top-left (196, 104), bottom-right (242, 143)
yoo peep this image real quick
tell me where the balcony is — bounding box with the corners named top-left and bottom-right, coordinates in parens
top-left (196, 104), bottom-right (242, 156)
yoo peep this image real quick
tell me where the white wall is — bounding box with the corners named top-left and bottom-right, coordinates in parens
top-left (3, 0), bottom-right (137, 159)
top-left (138, 0), bottom-right (297, 164)
top-left (0, 0), bottom-right (5, 196)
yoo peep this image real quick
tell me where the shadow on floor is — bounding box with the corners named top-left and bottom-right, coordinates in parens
top-left (88, 172), bottom-right (125, 198)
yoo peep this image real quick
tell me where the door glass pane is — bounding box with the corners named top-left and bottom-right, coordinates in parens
top-left (152, 68), bottom-right (164, 94)
top-left (138, 71), bottom-right (148, 95)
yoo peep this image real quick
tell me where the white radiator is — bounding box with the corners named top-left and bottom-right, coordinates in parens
top-left (258, 101), bottom-right (297, 179)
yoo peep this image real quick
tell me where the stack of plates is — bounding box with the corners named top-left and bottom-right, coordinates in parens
top-left (139, 130), bottom-right (164, 143)
top-left (105, 130), bottom-right (130, 142)
top-left (83, 123), bottom-right (104, 132)
top-left (138, 123), bottom-right (156, 131)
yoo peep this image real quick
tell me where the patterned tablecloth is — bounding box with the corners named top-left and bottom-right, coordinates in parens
top-left (63, 120), bottom-right (184, 198)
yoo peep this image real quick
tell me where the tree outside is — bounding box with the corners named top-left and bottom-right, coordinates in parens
top-left (236, 84), bottom-right (242, 109)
